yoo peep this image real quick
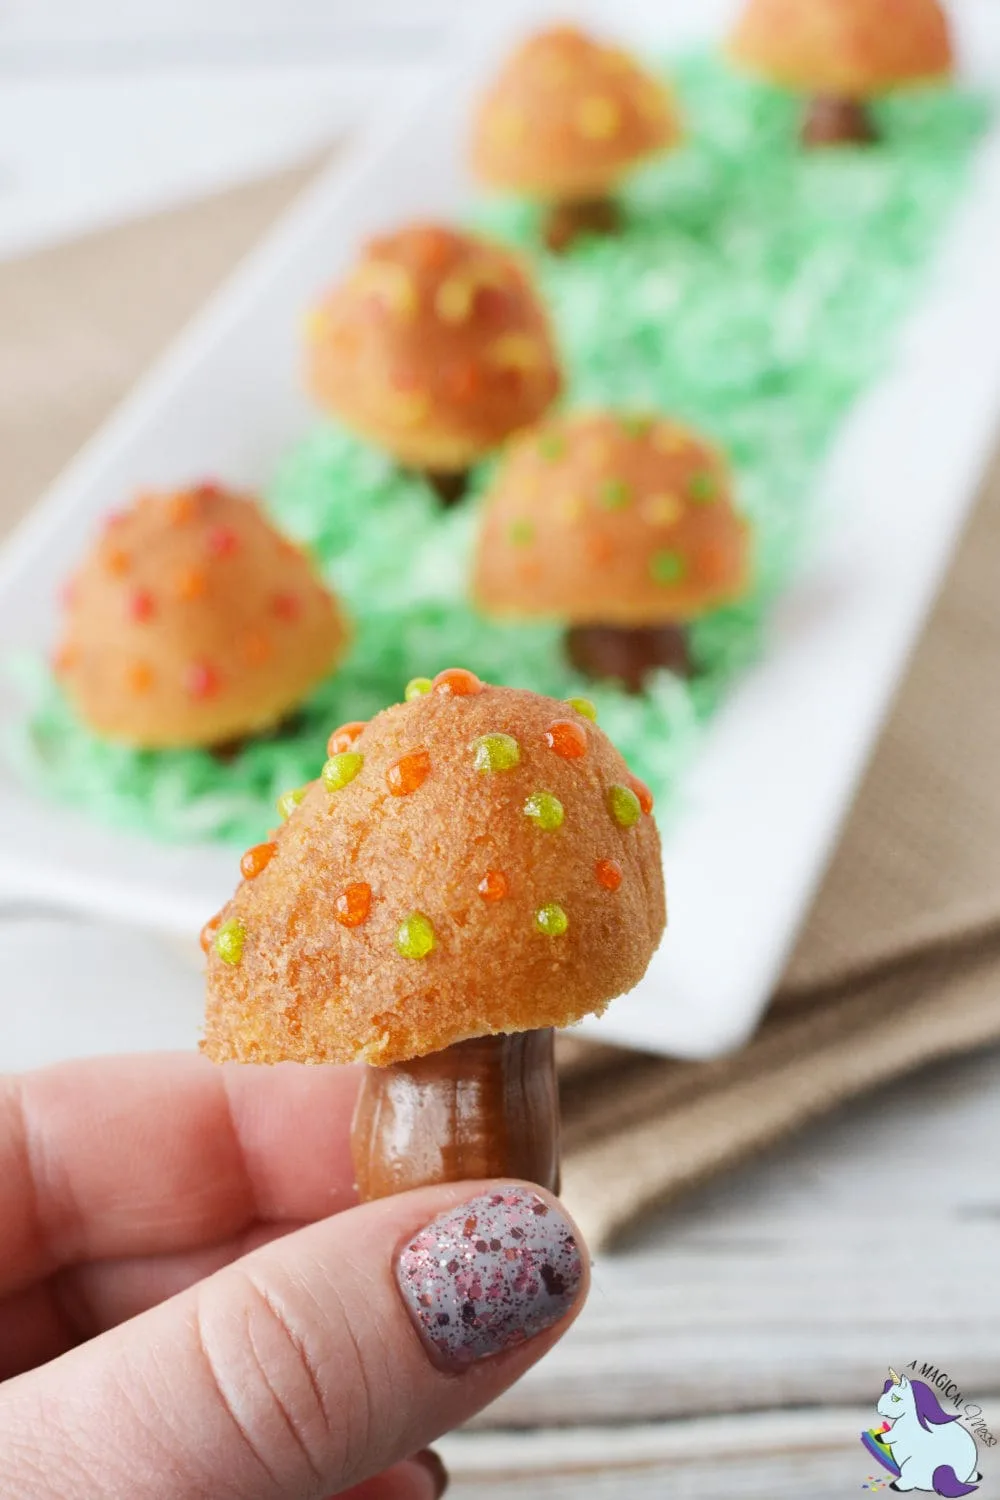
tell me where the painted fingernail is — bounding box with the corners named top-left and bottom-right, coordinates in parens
top-left (410, 1448), bottom-right (449, 1497)
top-left (395, 1187), bottom-right (584, 1370)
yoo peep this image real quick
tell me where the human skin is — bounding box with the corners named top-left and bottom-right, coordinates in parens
top-left (0, 1053), bottom-right (589, 1499)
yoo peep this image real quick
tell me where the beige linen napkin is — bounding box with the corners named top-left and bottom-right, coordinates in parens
top-left (3, 166), bottom-right (999, 1250)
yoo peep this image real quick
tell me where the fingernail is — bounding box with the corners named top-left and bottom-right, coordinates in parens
top-left (410, 1448), bottom-right (449, 1497)
top-left (395, 1186), bottom-right (583, 1370)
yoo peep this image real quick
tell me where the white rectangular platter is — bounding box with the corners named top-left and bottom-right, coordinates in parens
top-left (2, 0), bottom-right (1000, 1060)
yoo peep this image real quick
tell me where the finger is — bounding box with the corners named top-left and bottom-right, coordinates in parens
top-left (0, 1053), bottom-right (360, 1294)
top-left (339, 1452), bottom-right (448, 1500)
top-left (0, 1183), bottom-right (585, 1500)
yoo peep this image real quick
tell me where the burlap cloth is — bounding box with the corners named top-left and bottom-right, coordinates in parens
top-left (3, 165), bottom-right (999, 1250)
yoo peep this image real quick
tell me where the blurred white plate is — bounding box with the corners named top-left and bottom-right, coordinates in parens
top-left (2, 0), bottom-right (1000, 1060)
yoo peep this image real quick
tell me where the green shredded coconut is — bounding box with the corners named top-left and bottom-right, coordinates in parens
top-left (7, 55), bottom-right (988, 846)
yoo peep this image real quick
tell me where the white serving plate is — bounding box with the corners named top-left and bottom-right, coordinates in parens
top-left (2, 0), bottom-right (1000, 1061)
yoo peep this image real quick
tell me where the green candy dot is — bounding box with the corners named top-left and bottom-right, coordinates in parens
top-left (565, 696), bottom-right (597, 721)
top-left (688, 470), bottom-right (718, 503)
top-left (524, 790), bottom-right (564, 831)
top-left (538, 432), bottom-right (566, 462)
top-left (598, 477), bottom-right (632, 511)
top-left (322, 751), bottom-right (364, 791)
top-left (650, 550), bottom-right (686, 586)
top-left (395, 911), bottom-right (436, 959)
top-left (277, 786), bottom-right (307, 820)
top-left (215, 919), bottom-right (246, 966)
top-left (608, 783), bottom-right (641, 828)
top-left (621, 414), bottom-right (653, 440)
top-left (508, 519), bottom-right (535, 547)
top-left (472, 732), bottom-right (521, 773)
top-left (405, 676), bottom-right (432, 701)
top-left (534, 903), bottom-right (569, 937)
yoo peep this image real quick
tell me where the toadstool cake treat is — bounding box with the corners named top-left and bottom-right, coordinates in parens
top-left (471, 24), bottom-right (681, 252)
top-left (728, 0), bottom-right (953, 147)
top-left (202, 671), bottom-right (665, 1199)
top-left (305, 222), bottom-right (562, 506)
top-left (473, 412), bottom-right (751, 691)
top-left (54, 482), bottom-right (348, 749)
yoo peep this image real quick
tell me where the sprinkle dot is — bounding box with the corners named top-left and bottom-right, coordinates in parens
top-left (276, 786), bottom-right (307, 819)
top-left (538, 431), bottom-right (566, 462)
top-left (184, 660), bottom-right (220, 700)
top-left (207, 525), bottom-right (239, 558)
top-left (650, 550), bottom-right (686, 586)
top-left (322, 752), bottom-right (364, 792)
top-left (433, 667), bottom-right (483, 697)
top-left (544, 720), bottom-right (588, 759)
top-left (472, 733), bottom-right (521, 773)
top-left (272, 591), bottom-right (301, 622)
top-left (598, 478), bottom-right (631, 511)
top-left (335, 882), bottom-right (372, 929)
top-left (566, 696), bottom-right (597, 721)
top-left (199, 914), bottom-right (221, 954)
top-left (396, 911), bottom-right (436, 959)
top-left (105, 547), bottom-right (131, 577)
top-left (215, 919), bottom-right (246, 966)
top-left (576, 94), bottom-right (621, 140)
top-left (478, 870), bottom-right (509, 902)
top-left (534, 903), bottom-right (569, 937)
top-left (127, 661), bottom-right (154, 694)
top-left (524, 791), bottom-right (565, 831)
top-left (621, 414), bottom-right (654, 439)
top-left (595, 858), bottom-right (623, 892)
top-left (127, 589), bottom-right (155, 622)
top-left (175, 566), bottom-right (207, 601)
top-left (405, 677), bottom-right (433, 701)
top-left (641, 493), bottom-right (683, 527)
top-left (689, 470), bottom-right (718, 503)
top-left (327, 721), bottom-right (367, 756)
top-left (628, 775), bottom-right (654, 815)
top-left (387, 749), bottom-right (431, 796)
top-left (508, 519), bottom-right (535, 546)
top-left (608, 783), bottom-right (641, 828)
top-left (240, 842), bottom-right (277, 880)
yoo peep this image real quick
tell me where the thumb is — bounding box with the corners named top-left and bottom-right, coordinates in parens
top-left (0, 1183), bottom-right (586, 1499)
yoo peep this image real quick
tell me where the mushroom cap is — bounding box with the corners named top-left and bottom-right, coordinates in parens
top-left (728, 0), bottom-right (952, 98)
top-left (202, 677), bottom-right (665, 1066)
top-left (55, 484), bottom-right (348, 748)
top-left (473, 412), bottom-right (751, 626)
top-left (472, 25), bottom-right (681, 201)
top-left (306, 223), bottom-right (562, 472)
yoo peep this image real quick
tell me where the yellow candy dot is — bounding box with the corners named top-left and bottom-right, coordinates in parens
top-left (524, 791), bottom-right (564, 831)
top-left (641, 493), bottom-right (684, 527)
top-left (215, 919), bottom-right (246, 966)
top-left (577, 94), bottom-right (621, 140)
top-left (608, 783), bottom-right (641, 828)
top-left (277, 786), bottom-right (307, 819)
top-left (322, 752), bottom-right (364, 792)
top-left (653, 423), bottom-right (690, 455)
top-left (556, 494), bottom-right (585, 525)
top-left (396, 911), bottom-right (436, 959)
top-left (490, 105), bottom-right (526, 145)
top-left (472, 733), bottom-right (521, 773)
top-left (489, 334), bottom-right (546, 371)
top-left (534, 903), bottom-right (569, 937)
top-left (565, 696), bottom-right (597, 721)
top-left (405, 676), bottom-right (433, 701)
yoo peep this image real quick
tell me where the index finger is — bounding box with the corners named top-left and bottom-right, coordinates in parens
top-left (0, 1052), bottom-right (360, 1296)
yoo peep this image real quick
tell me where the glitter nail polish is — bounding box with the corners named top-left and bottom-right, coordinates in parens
top-left (395, 1187), bottom-right (583, 1369)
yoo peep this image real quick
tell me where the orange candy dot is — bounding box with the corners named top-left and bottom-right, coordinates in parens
top-left (53, 643), bottom-right (78, 675)
top-left (127, 660), bottom-right (154, 694)
top-left (105, 546), bottom-right (131, 577)
top-left (335, 882), bottom-right (372, 928)
top-left (272, 591), bottom-right (301, 623)
top-left (327, 721), bottom-right (367, 756)
top-left (478, 870), bottom-right (509, 902)
top-left (433, 667), bottom-right (483, 697)
top-left (240, 841), bottom-right (277, 880)
top-left (595, 858), bottom-right (623, 892)
top-left (175, 566), bottom-right (207, 601)
top-left (199, 914), bottom-right (222, 954)
top-left (184, 660), bottom-right (220, 699)
top-left (544, 719), bottom-right (588, 759)
top-left (386, 749), bottom-right (431, 796)
top-left (628, 775), bottom-right (654, 815)
top-left (166, 492), bottom-right (197, 525)
top-left (240, 629), bottom-right (273, 667)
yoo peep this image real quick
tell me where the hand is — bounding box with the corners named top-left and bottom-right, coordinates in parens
top-left (0, 1053), bottom-right (588, 1499)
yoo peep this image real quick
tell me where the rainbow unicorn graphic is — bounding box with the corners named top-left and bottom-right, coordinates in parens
top-left (860, 1369), bottom-right (982, 1495)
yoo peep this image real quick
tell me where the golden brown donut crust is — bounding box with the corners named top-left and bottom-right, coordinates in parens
top-left (471, 25), bottom-right (681, 201)
top-left (306, 223), bottom-right (562, 471)
top-left (202, 681), bottom-right (665, 1066)
top-left (55, 484), bottom-right (348, 748)
top-left (473, 412), bottom-right (751, 626)
top-left (729, 0), bottom-right (952, 98)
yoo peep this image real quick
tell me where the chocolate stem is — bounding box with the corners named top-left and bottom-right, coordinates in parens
top-left (566, 622), bottom-right (691, 692)
top-left (543, 196), bottom-right (622, 254)
top-left (801, 95), bottom-right (877, 147)
top-left (422, 469), bottom-right (470, 508)
top-left (351, 1030), bottom-right (560, 1202)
